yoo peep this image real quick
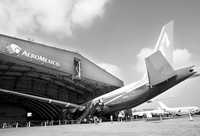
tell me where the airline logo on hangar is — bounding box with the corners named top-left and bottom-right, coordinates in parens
top-left (6, 44), bottom-right (60, 67)
top-left (6, 44), bottom-right (22, 55)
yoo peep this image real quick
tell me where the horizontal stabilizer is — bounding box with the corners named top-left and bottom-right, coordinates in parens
top-left (145, 51), bottom-right (176, 86)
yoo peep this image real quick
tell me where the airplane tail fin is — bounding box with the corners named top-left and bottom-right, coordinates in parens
top-left (142, 21), bottom-right (174, 82)
top-left (158, 101), bottom-right (168, 110)
top-left (154, 21), bottom-right (174, 64)
top-left (145, 50), bottom-right (176, 86)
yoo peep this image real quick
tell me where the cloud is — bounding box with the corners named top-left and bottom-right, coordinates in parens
top-left (71, 0), bottom-right (109, 28)
top-left (173, 48), bottom-right (191, 68)
top-left (135, 48), bottom-right (154, 74)
top-left (98, 63), bottom-right (122, 79)
top-left (0, 0), bottom-right (110, 37)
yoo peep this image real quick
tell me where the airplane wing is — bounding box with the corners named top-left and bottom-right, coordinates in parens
top-left (0, 88), bottom-right (85, 111)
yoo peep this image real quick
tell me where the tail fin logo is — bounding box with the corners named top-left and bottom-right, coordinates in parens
top-left (155, 21), bottom-right (174, 64)
top-left (161, 32), bottom-right (170, 48)
top-left (6, 44), bottom-right (22, 55)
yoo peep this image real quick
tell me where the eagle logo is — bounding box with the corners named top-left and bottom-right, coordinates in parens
top-left (6, 44), bottom-right (22, 55)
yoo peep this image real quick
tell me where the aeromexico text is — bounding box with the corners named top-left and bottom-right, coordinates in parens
top-left (21, 50), bottom-right (60, 67)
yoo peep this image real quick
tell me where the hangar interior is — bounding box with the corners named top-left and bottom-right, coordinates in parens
top-left (0, 34), bottom-right (123, 122)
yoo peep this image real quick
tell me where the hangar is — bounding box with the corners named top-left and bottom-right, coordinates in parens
top-left (0, 34), bottom-right (123, 122)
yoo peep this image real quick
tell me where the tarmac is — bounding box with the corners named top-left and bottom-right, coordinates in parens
top-left (1, 116), bottom-right (200, 136)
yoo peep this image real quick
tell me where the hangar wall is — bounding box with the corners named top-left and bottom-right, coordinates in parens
top-left (0, 34), bottom-right (123, 87)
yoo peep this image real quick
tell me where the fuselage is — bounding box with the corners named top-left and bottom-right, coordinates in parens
top-left (132, 109), bottom-right (164, 117)
top-left (98, 66), bottom-right (196, 114)
top-left (164, 106), bottom-right (199, 115)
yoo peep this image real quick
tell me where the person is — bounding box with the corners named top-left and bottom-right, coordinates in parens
top-left (88, 115), bottom-right (93, 123)
top-left (118, 110), bottom-right (125, 122)
top-left (118, 111), bottom-right (122, 121)
top-left (96, 98), bottom-right (104, 112)
top-left (110, 115), bottom-right (113, 123)
top-left (93, 116), bottom-right (99, 124)
top-left (82, 118), bottom-right (87, 124)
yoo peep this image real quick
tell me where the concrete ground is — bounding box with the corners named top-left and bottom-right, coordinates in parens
top-left (1, 116), bottom-right (200, 136)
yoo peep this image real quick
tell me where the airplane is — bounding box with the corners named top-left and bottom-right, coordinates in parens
top-left (0, 21), bottom-right (199, 123)
top-left (158, 101), bottom-right (200, 116)
top-left (132, 108), bottom-right (165, 119)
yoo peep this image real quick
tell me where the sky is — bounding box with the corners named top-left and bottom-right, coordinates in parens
top-left (0, 0), bottom-right (200, 109)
